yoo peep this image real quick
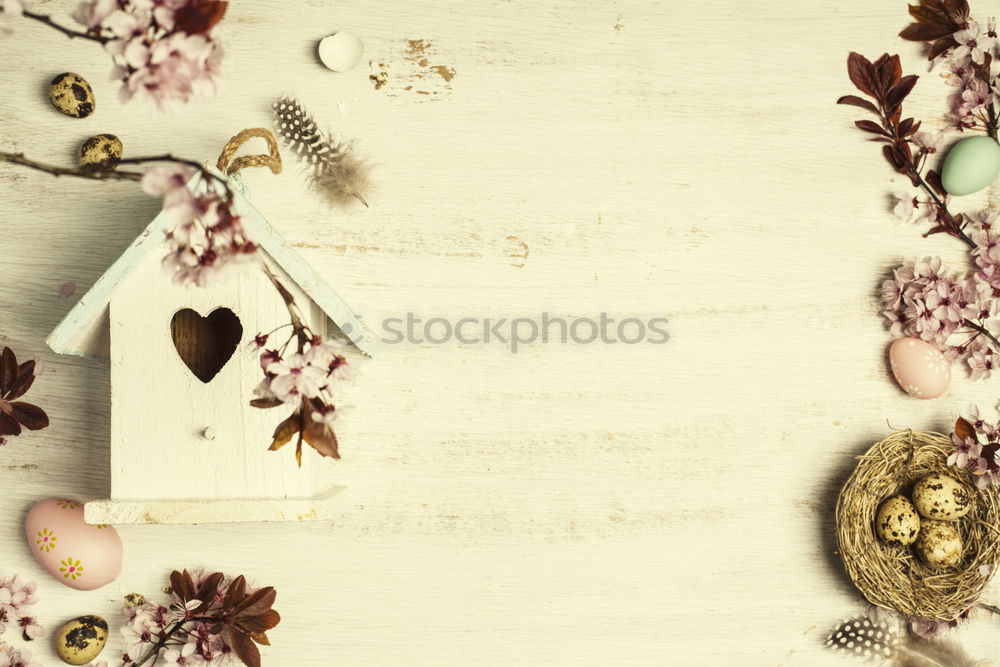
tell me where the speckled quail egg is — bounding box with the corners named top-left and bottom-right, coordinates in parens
top-left (78, 134), bottom-right (122, 171)
top-left (912, 473), bottom-right (972, 521)
top-left (915, 520), bottom-right (964, 569)
top-left (48, 72), bottom-right (95, 118)
top-left (54, 615), bottom-right (108, 665)
top-left (875, 495), bottom-right (921, 546)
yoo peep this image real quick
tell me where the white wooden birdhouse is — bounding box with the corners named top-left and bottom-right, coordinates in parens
top-left (47, 170), bottom-right (375, 525)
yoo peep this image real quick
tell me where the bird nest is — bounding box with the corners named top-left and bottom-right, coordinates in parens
top-left (836, 430), bottom-right (1000, 620)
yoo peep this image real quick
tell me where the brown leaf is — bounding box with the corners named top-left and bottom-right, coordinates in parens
top-left (847, 52), bottom-right (876, 97)
top-left (873, 54), bottom-right (902, 96)
top-left (268, 412), bottom-right (301, 452)
top-left (227, 629), bottom-right (261, 667)
top-left (237, 609), bottom-right (281, 634)
top-left (928, 36), bottom-right (957, 59)
top-left (856, 119), bottom-right (889, 136)
top-left (225, 575), bottom-right (247, 610)
top-left (170, 570), bottom-right (196, 604)
top-left (900, 22), bottom-right (954, 41)
top-left (251, 631), bottom-right (271, 646)
top-left (926, 169), bottom-right (946, 196)
top-left (250, 397), bottom-right (284, 409)
top-left (9, 361), bottom-right (35, 400)
top-left (956, 416), bottom-right (979, 442)
top-left (887, 74), bottom-right (919, 109)
top-left (899, 118), bottom-right (922, 137)
top-left (837, 95), bottom-right (879, 114)
top-left (9, 402), bottom-right (47, 430)
top-left (0, 347), bottom-right (15, 396)
top-left (234, 587), bottom-right (276, 617)
top-left (0, 412), bottom-right (21, 436)
top-left (173, 0), bottom-right (228, 35)
top-left (302, 412), bottom-right (340, 460)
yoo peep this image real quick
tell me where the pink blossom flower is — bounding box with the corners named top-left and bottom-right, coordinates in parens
top-left (161, 641), bottom-right (198, 666)
top-left (954, 21), bottom-right (997, 64)
top-left (967, 339), bottom-right (996, 380)
top-left (0, 0), bottom-right (31, 34)
top-left (17, 614), bottom-right (44, 641)
top-left (266, 353), bottom-right (328, 402)
top-left (962, 77), bottom-right (994, 111)
top-left (912, 131), bottom-right (945, 153)
top-left (71, 0), bottom-right (117, 30)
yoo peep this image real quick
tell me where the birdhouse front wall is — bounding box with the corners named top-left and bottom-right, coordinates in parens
top-left (108, 247), bottom-right (333, 502)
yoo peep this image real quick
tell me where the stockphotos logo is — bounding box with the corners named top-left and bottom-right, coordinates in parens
top-left (350, 312), bottom-right (671, 353)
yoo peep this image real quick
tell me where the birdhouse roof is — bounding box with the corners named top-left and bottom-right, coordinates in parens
top-left (47, 170), bottom-right (377, 359)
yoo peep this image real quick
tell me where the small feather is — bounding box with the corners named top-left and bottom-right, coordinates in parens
top-left (892, 639), bottom-right (981, 667)
top-left (272, 96), bottom-right (372, 208)
top-left (824, 614), bottom-right (984, 667)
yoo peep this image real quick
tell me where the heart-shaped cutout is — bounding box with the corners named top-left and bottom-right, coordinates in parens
top-left (170, 308), bottom-right (243, 383)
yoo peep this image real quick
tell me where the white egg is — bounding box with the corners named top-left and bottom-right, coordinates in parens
top-left (318, 32), bottom-right (365, 72)
top-left (915, 520), bottom-right (964, 569)
top-left (912, 473), bottom-right (972, 521)
top-left (875, 495), bottom-right (920, 546)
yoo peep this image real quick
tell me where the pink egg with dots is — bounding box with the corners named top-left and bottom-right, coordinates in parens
top-left (888, 337), bottom-right (951, 399)
top-left (24, 498), bottom-right (122, 591)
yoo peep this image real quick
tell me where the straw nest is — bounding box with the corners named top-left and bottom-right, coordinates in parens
top-left (836, 430), bottom-right (1000, 620)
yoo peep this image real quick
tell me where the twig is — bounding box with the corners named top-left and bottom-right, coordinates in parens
top-left (0, 152), bottom-right (232, 200)
top-left (22, 10), bottom-right (111, 44)
top-left (0, 152), bottom-right (142, 182)
top-left (965, 318), bottom-right (1000, 351)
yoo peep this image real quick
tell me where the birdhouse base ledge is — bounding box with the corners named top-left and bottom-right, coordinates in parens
top-left (83, 488), bottom-right (346, 525)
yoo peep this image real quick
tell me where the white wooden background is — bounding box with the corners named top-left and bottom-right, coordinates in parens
top-left (6, 0), bottom-right (1000, 665)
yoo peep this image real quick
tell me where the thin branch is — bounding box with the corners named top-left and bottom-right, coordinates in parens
top-left (21, 11), bottom-right (111, 44)
top-left (0, 152), bottom-right (232, 200)
top-left (965, 318), bottom-right (1000, 351)
top-left (0, 151), bottom-right (143, 182)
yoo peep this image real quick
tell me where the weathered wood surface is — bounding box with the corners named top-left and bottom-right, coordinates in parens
top-left (4, 0), bottom-right (1000, 664)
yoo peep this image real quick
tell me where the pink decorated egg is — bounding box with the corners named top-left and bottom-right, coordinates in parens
top-left (24, 498), bottom-right (122, 591)
top-left (888, 337), bottom-right (951, 399)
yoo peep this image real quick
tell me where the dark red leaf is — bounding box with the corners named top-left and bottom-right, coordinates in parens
top-left (900, 22), bottom-right (952, 41)
top-left (902, 118), bottom-right (922, 137)
top-left (856, 119), bottom-right (889, 136)
top-left (873, 54), bottom-right (902, 97)
top-left (8, 360), bottom-right (35, 400)
top-left (227, 629), bottom-right (261, 667)
top-left (173, 0), bottom-right (228, 35)
top-left (250, 397), bottom-right (284, 409)
top-left (233, 587), bottom-right (276, 617)
top-left (882, 144), bottom-right (907, 172)
top-left (170, 570), bottom-right (196, 604)
top-left (0, 412), bottom-right (21, 436)
top-left (237, 609), bottom-right (281, 634)
top-left (928, 36), bottom-right (957, 59)
top-left (225, 575), bottom-right (248, 610)
top-left (0, 348), bottom-right (16, 396)
top-left (956, 417), bottom-right (979, 442)
top-left (837, 95), bottom-right (879, 114)
top-left (847, 52), bottom-right (875, 97)
top-left (926, 170), bottom-right (946, 196)
top-left (9, 402), bottom-right (47, 430)
top-left (887, 74), bottom-right (919, 109)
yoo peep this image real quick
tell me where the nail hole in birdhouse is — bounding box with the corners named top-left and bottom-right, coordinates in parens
top-left (170, 308), bottom-right (243, 383)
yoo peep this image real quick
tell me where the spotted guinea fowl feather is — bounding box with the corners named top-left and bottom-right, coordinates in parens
top-left (825, 615), bottom-right (981, 667)
top-left (272, 96), bottom-right (372, 208)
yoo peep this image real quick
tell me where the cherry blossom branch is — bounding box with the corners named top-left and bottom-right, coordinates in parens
top-left (965, 318), bottom-right (1000, 351)
top-left (0, 151), bottom-right (142, 182)
top-left (0, 152), bottom-right (232, 200)
top-left (131, 619), bottom-right (187, 667)
top-left (21, 10), bottom-right (111, 44)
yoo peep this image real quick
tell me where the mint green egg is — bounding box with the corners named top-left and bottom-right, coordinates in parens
top-left (941, 135), bottom-right (1000, 196)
